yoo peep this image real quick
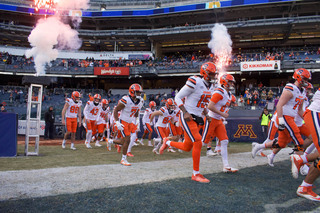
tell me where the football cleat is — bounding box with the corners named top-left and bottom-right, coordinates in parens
top-left (120, 159), bottom-right (131, 166)
top-left (62, 141), bottom-right (66, 149)
top-left (267, 154), bottom-right (274, 167)
top-left (251, 143), bottom-right (260, 159)
top-left (148, 141), bottom-right (153, 147)
top-left (297, 186), bottom-right (320, 201)
top-left (85, 142), bottom-right (92, 149)
top-left (159, 138), bottom-right (169, 155)
top-left (138, 139), bottom-right (144, 146)
top-left (290, 154), bottom-right (304, 179)
top-left (207, 149), bottom-right (218, 157)
top-left (191, 174), bottom-right (210, 183)
top-left (95, 142), bottom-right (102, 147)
top-left (127, 152), bottom-right (134, 157)
top-left (152, 148), bottom-right (159, 155)
top-left (167, 148), bottom-right (176, 153)
top-left (70, 144), bottom-right (76, 150)
top-left (223, 167), bottom-right (239, 173)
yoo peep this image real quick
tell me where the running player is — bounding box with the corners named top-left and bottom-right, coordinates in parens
top-left (83, 94), bottom-right (102, 148)
top-left (94, 99), bottom-right (109, 148)
top-left (252, 68), bottom-right (311, 161)
top-left (108, 84), bottom-right (144, 166)
top-left (61, 91), bottom-right (82, 150)
top-left (160, 62), bottom-right (218, 183)
top-left (139, 101), bottom-right (157, 147)
top-left (290, 86), bottom-right (320, 201)
top-left (202, 74), bottom-right (238, 173)
top-left (151, 98), bottom-right (177, 154)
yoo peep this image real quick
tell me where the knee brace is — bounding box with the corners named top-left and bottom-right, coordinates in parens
top-left (314, 158), bottom-right (320, 171)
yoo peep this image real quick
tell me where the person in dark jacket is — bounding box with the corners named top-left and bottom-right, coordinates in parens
top-left (44, 106), bottom-right (55, 139)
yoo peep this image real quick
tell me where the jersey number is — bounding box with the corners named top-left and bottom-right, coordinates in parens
top-left (220, 101), bottom-right (231, 112)
top-left (70, 106), bottom-right (79, 113)
top-left (162, 117), bottom-right (170, 124)
top-left (90, 108), bottom-right (99, 116)
top-left (196, 94), bottom-right (211, 108)
top-left (130, 108), bottom-right (138, 117)
top-left (293, 98), bottom-right (303, 110)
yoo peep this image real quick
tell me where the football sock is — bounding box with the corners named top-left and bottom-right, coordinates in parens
top-left (301, 180), bottom-right (312, 187)
top-left (193, 170), bottom-right (200, 176)
top-left (221, 140), bottom-right (229, 168)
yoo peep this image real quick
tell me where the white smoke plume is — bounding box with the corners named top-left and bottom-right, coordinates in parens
top-left (208, 23), bottom-right (233, 74)
top-left (26, 0), bottom-right (90, 76)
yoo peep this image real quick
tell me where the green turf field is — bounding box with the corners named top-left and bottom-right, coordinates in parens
top-left (0, 141), bottom-right (252, 171)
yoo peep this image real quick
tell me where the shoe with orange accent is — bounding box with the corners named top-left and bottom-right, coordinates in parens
top-left (127, 152), bottom-right (134, 157)
top-left (297, 186), bottom-right (320, 201)
top-left (259, 151), bottom-right (267, 157)
top-left (290, 154), bottom-right (304, 179)
top-left (223, 167), bottom-right (239, 173)
top-left (120, 159), bottom-right (131, 166)
top-left (191, 174), bottom-right (210, 183)
top-left (159, 138), bottom-right (169, 155)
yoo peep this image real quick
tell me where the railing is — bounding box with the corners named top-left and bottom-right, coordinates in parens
top-left (1, 15), bottom-right (320, 36)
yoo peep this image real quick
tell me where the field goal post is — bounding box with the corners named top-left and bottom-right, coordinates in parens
top-left (25, 84), bottom-right (43, 156)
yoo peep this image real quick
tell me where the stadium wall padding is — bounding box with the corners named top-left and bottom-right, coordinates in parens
top-left (138, 117), bottom-right (265, 143)
top-left (0, 112), bottom-right (17, 157)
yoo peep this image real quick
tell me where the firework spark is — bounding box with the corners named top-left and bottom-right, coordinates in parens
top-left (208, 23), bottom-right (233, 73)
top-left (34, 0), bottom-right (59, 12)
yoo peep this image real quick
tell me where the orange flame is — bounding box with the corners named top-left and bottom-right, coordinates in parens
top-left (34, 0), bottom-right (59, 12)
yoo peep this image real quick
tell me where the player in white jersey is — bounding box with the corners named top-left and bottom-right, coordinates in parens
top-left (150, 98), bottom-right (177, 154)
top-left (290, 86), bottom-right (320, 201)
top-left (94, 99), bottom-right (109, 148)
top-left (83, 94), bottom-right (102, 148)
top-left (108, 83), bottom-right (144, 166)
top-left (139, 101), bottom-right (157, 146)
top-left (252, 68), bottom-right (311, 161)
top-left (202, 74), bottom-right (238, 173)
top-left (160, 62), bottom-right (218, 183)
top-left (61, 91), bottom-right (82, 150)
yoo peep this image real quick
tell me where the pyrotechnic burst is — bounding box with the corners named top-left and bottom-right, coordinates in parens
top-left (34, 0), bottom-right (59, 12)
top-left (26, 0), bottom-right (90, 76)
top-left (208, 23), bottom-right (233, 73)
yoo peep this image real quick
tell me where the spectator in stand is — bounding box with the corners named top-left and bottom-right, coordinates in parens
top-left (252, 94), bottom-right (260, 107)
top-left (258, 82), bottom-right (263, 88)
top-left (267, 89), bottom-right (274, 101)
top-left (260, 90), bottom-right (267, 105)
top-left (238, 95), bottom-right (244, 107)
top-left (1, 105), bottom-right (6, 112)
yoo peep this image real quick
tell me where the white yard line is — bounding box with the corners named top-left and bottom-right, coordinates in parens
top-left (0, 149), bottom-right (292, 201)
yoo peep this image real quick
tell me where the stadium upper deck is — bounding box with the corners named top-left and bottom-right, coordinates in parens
top-left (0, 0), bottom-right (319, 54)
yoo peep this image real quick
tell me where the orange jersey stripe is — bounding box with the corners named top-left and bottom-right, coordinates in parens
top-left (187, 78), bottom-right (196, 85)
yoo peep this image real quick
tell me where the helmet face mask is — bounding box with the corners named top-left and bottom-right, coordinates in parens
top-left (220, 74), bottom-right (236, 91)
top-left (101, 99), bottom-right (108, 108)
top-left (293, 68), bottom-right (311, 87)
top-left (93, 94), bottom-right (101, 105)
top-left (149, 101), bottom-right (156, 110)
top-left (200, 62), bottom-right (218, 82)
top-left (72, 91), bottom-right (80, 103)
top-left (129, 83), bottom-right (143, 99)
top-left (166, 98), bottom-right (176, 113)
